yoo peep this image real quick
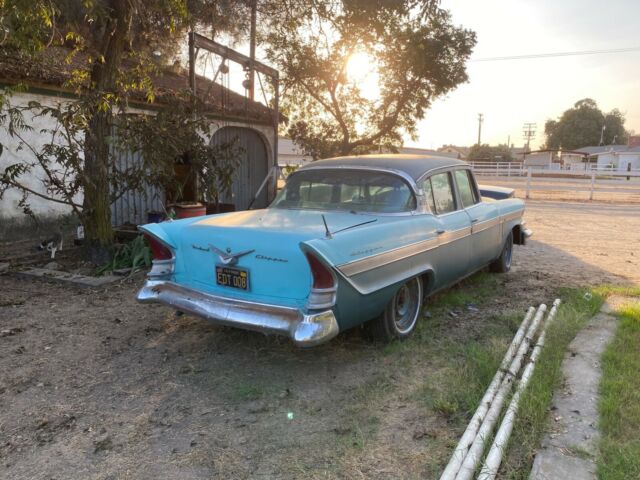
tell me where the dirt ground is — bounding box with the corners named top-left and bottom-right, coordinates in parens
top-left (1, 199), bottom-right (638, 480)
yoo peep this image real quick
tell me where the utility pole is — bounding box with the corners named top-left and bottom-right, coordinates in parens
top-left (477, 113), bottom-right (484, 146)
top-left (599, 125), bottom-right (606, 146)
top-left (248, 0), bottom-right (257, 100)
top-left (522, 122), bottom-right (536, 152)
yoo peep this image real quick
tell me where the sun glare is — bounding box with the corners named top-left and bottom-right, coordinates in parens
top-left (345, 52), bottom-right (380, 100)
top-left (346, 52), bottom-right (371, 82)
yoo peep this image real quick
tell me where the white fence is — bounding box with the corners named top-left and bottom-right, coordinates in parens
top-left (473, 167), bottom-right (640, 201)
top-left (468, 161), bottom-right (640, 178)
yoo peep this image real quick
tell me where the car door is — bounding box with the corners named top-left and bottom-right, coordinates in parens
top-left (453, 169), bottom-right (501, 271)
top-left (422, 171), bottom-right (472, 288)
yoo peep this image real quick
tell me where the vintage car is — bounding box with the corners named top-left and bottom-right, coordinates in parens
top-left (137, 155), bottom-right (531, 347)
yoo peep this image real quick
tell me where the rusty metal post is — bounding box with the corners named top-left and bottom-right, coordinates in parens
top-left (249, 0), bottom-right (257, 101)
top-left (188, 31), bottom-right (196, 94)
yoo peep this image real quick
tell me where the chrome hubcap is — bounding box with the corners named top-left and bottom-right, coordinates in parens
top-left (393, 278), bottom-right (422, 334)
top-left (505, 237), bottom-right (513, 269)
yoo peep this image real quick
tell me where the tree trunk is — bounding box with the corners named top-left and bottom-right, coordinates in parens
top-left (82, 0), bottom-right (132, 261)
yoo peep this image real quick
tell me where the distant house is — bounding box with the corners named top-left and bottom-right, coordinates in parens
top-left (0, 47), bottom-right (279, 223)
top-left (522, 150), bottom-right (559, 169)
top-left (575, 145), bottom-right (640, 171)
top-left (437, 145), bottom-right (469, 159)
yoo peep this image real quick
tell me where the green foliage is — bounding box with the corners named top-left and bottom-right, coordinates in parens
top-left (261, 0), bottom-right (476, 159)
top-left (598, 300), bottom-right (640, 480)
top-left (96, 234), bottom-right (151, 275)
top-left (119, 93), bottom-right (244, 205)
top-left (468, 143), bottom-right (513, 162)
top-left (544, 98), bottom-right (628, 150)
top-left (0, 0), bottom-right (58, 52)
top-left (0, 0), bottom-right (245, 249)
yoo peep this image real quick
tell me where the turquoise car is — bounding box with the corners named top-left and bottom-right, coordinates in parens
top-left (137, 155), bottom-right (531, 347)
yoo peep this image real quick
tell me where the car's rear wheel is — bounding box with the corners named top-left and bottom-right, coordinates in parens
top-left (366, 276), bottom-right (423, 342)
top-left (490, 231), bottom-right (513, 273)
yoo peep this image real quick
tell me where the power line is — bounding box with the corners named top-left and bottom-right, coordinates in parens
top-left (472, 46), bottom-right (640, 62)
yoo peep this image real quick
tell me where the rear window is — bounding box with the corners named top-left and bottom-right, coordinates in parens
top-left (271, 169), bottom-right (416, 213)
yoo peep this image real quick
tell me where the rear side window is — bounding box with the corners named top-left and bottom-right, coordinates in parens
top-left (424, 172), bottom-right (456, 215)
top-left (423, 178), bottom-right (436, 213)
top-left (455, 170), bottom-right (479, 208)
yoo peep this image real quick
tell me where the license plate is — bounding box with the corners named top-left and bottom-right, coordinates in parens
top-left (216, 265), bottom-right (249, 291)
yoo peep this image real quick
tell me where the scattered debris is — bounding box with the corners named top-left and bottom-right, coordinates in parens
top-left (93, 435), bottom-right (113, 454)
top-left (0, 262), bottom-right (9, 274)
top-left (17, 268), bottom-right (120, 288)
top-left (413, 426), bottom-right (437, 440)
top-left (1, 327), bottom-right (24, 337)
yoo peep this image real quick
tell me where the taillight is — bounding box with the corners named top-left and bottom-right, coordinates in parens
top-left (144, 234), bottom-right (172, 260)
top-left (305, 252), bottom-right (335, 289)
top-left (305, 251), bottom-right (337, 310)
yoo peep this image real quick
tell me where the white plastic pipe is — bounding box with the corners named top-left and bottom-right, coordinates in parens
top-left (477, 299), bottom-right (561, 480)
top-left (454, 304), bottom-right (548, 480)
top-left (439, 306), bottom-right (537, 480)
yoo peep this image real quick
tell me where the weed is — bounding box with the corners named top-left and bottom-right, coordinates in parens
top-left (228, 383), bottom-right (264, 402)
top-left (97, 235), bottom-right (151, 275)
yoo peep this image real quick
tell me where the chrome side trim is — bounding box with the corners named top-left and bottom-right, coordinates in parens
top-left (337, 225), bottom-right (470, 277)
top-left (137, 280), bottom-right (339, 347)
top-left (472, 216), bottom-right (502, 234)
top-left (338, 237), bottom-right (439, 277)
top-left (502, 210), bottom-right (522, 223)
top-left (336, 210), bottom-right (524, 279)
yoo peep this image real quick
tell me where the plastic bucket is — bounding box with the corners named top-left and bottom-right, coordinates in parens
top-left (147, 211), bottom-right (164, 223)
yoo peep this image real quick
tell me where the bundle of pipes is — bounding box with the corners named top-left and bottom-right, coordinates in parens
top-left (439, 299), bottom-right (562, 480)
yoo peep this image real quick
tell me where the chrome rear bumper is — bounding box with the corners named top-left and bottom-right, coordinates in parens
top-left (136, 280), bottom-right (339, 347)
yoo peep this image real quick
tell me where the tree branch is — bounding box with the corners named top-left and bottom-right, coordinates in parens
top-left (2, 178), bottom-right (82, 208)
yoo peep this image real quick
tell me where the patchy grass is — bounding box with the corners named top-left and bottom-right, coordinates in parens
top-left (499, 287), bottom-right (604, 479)
top-left (329, 270), bottom-right (526, 476)
top-left (598, 299), bottom-right (640, 480)
top-left (431, 271), bottom-right (500, 310)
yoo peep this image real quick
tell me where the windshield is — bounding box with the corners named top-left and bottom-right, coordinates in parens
top-left (271, 169), bottom-right (416, 213)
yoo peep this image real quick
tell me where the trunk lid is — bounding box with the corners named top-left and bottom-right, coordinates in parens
top-left (171, 209), bottom-right (373, 307)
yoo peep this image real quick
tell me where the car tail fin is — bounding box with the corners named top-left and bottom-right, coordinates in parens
top-left (144, 233), bottom-right (173, 260)
top-left (304, 250), bottom-right (337, 310)
top-left (139, 225), bottom-right (175, 280)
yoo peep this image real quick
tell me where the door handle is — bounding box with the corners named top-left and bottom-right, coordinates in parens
top-left (436, 229), bottom-right (445, 235)
top-left (471, 218), bottom-right (479, 223)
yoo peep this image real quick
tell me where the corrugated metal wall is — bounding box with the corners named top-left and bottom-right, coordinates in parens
top-left (110, 126), bottom-right (269, 226)
top-left (211, 126), bottom-right (269, 210)
top-left (110, 149), bottom-right (164, 226)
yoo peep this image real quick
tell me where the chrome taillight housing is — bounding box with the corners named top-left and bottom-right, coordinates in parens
top-left (305, 251), bottom-right (337, 310)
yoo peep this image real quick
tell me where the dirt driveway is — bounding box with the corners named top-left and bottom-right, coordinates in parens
top-left (1, 200), bottom-right (638, 479)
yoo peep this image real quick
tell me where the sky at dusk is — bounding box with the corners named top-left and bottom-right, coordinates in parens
top-left (407, 0), bottom-right (640, 150)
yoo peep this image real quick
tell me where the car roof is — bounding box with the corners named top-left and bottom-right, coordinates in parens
top-left (298, 154), bottom-right (468, 181)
